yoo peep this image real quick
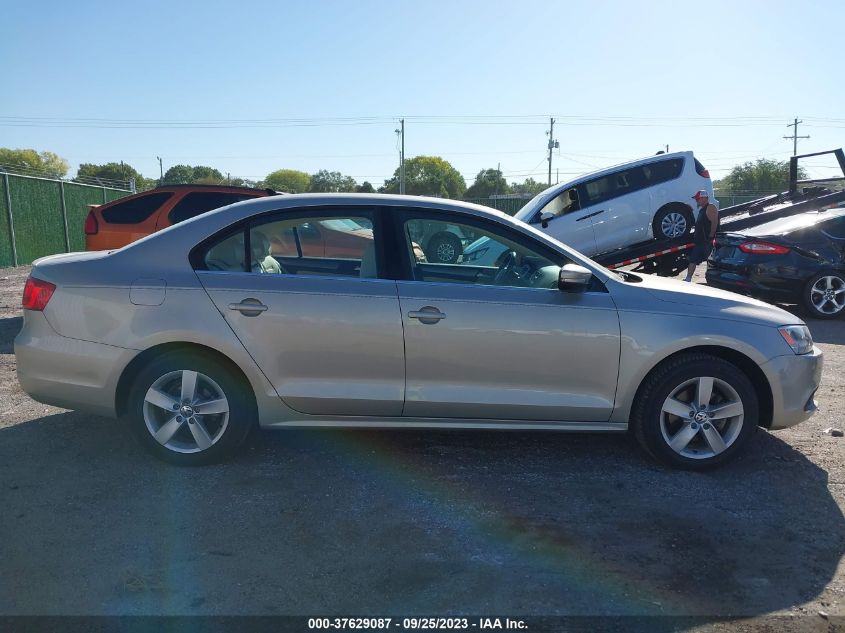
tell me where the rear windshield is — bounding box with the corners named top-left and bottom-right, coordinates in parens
top-left (169, 192), bottom-right (258, 224)
top-left (101, 192), bottom-right (173, 224)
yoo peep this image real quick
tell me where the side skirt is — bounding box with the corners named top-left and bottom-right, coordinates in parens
top-left (260, 418), bottom-right (628, 432)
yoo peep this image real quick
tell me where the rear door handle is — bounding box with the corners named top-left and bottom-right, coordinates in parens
top-left (408, 306), bottom-right (446, 323)
top-left (228, 299), bottom-right (268, 316)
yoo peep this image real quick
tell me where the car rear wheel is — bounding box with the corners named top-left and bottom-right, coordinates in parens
top-left (631, 353), bottom-right (758, 470)
top-left (426, 232), bottom-right (463, 264)
top-left (126, 350), bottom-right (256, 465)
top-left (653, 205), bottom-right (693, 241)
top-left (803, 271), bottom-right (845, 319)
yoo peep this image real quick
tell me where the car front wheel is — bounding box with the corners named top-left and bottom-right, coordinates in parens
top-left (126, 350), bottom-right (256, 465)
top-left (631, 353), bottom-right (758, 470)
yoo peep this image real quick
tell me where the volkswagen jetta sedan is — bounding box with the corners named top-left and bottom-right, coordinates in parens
top-left (15, 194), bottom-right (822, 469)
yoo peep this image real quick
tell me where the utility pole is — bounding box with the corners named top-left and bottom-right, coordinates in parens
top-left (399, 119), bottom-right (405, 194)
top-left (156, 156), bottom-right (163, 185)
top-left (784, 118), bottom-right (809, 156)
top-left (494, 162), bottom-right (501, 199)
top-left (546, 117), bottom-right (558, 186)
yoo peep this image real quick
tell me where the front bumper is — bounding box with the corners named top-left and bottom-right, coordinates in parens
top-left (761, 345), bottom-right (823, 430)
top-left (14, 310), bottom-right (138, 418)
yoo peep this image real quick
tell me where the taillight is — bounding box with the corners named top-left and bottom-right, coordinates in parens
top-left (694, 159), bottom-right (710, 178)
top-left (738, 241), bottom-right (791, 255)
top-left (84, 210), bottom-right (99, 235)
top-left (22, 277), bottom-right (56, 311)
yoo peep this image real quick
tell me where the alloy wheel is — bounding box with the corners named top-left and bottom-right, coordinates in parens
top-left (435, 242), bottom-right (456, 263)
top-left (661, 212), bottom-right (687, 238)
top-left (659, 376), bottom-right (744, 460)
top-left (143, 370), bottom-right (230, 454)
top-left (810, 275), bottom-right (845, 315)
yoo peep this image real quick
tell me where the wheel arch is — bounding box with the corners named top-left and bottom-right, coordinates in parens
top-left (115, 342), bottom-right (256, 418)
top-left (632, 345), bottom-right (774, 429)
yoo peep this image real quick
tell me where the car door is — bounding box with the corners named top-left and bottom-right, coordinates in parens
top-left (196, 207), bottom-right (405, 417)
top-left (393, 208), bottom-right (621, 422)
top-left (529, 187), bottom-right (599, 255)
top-left (583, 168), bottom-right (651, 254)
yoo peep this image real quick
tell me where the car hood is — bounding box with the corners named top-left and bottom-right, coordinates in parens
top-left (618, 272), bottom-right (801, 327)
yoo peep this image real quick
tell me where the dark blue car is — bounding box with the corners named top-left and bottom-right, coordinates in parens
top-left (706, 208), bottom-right (845, 319)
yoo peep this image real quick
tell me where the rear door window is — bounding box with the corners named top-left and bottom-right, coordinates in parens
top-left (101, 192), bottom-right (172, 224)
top-left (168, 192), bottom-right (257, 224)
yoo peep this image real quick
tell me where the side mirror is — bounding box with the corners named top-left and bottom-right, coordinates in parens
top-left (558, 264), bottom-right (592, 292)
top-left (540, 211), bottom-right (554, 229)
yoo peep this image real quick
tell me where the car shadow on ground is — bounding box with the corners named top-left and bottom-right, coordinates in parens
top-left (0, 411), bottom-right (842, 624)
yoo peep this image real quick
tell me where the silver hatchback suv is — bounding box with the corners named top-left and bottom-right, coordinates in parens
top-left (15, 194), bottom-right (822, 469)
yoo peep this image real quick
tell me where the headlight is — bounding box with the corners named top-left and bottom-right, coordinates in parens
top-left (778, 325), bottom-right (813, 355)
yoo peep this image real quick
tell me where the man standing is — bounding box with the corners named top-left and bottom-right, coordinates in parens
top-left (684, 190), bottom-right (719, 282)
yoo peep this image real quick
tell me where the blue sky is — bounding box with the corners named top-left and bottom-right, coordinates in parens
top-left (1, 0), bottom-right (843, 186)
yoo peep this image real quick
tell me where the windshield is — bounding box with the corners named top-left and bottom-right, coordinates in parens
top-left (514, 190), bottom-right (550, 222)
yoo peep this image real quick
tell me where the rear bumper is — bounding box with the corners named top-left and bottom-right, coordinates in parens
top-left (705, 268), bottom-right (801, 303)
top-left (14, 310), bottom-right (137, 418)
top-left (761, 346), bottom-right (823, 430)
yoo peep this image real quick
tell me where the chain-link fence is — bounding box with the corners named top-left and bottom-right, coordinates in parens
top-left (0, 171), bottom-right (131, 267)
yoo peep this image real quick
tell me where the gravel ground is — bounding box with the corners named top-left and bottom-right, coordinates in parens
top-left (0, 264), bottom-right (843, 630)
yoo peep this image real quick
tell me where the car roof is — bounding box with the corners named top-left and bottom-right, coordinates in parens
top-left (737, 209), bottom-right (845, 237)
top-left (544, 150), bottom-right (692, 192)
top-left (96, 184), bottom-right (278, 208)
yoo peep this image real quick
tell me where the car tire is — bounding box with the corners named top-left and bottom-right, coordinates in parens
top-left (630, 353), bottom-right (758, 470)
top-left (126, 350), bottom-right (256, 466)
top-left (653, 204), bottom-right (694, 241)
top-left (802, 271), bottom-right (845, 319)
top-left (426, 232), bottom-right (463, 264)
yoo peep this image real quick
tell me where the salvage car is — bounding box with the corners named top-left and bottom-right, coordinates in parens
top-left (707, 209), bottom-right (845, 319)
top-left (464, 150), bottom-right (713, 265)
top-left (16, 194), bottom-right (821, 469)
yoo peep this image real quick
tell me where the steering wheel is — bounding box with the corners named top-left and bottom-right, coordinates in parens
top-left (493, 250), bottom-right (517, 285)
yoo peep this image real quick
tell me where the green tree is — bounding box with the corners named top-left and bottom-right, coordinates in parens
top-left (714, 159), bottom-right (807, 195)
top-left (464, 168), bottom-right (510, 199)
top-left (510, 178), bottom-right (548, 196)
top-left (0, 148), bottom-right (69, 177)
top-left (356, 181), bottom-right (375, 193)
top-left (162, 164), bottom-right (225, 185)
top-left (162, 164), bottom-right (195, 184)
top-left (76, 161), bottom-right (152, 189)
top-left (230, 177), bottom-right (260, 188)
top-left (380, 156), bottom-right (466, 198)
top-left (263, 169), bottom-right (311, 193)
top-left (309, 169), bottom-right (358, 192)
top-left (191, 166), bottom-right (224, 183)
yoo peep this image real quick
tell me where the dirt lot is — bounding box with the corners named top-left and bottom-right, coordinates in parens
top-left (1, 264), bottom-right (843, 629)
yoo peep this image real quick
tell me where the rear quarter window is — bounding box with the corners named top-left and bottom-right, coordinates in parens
top-left (100, 192), bottom-right (173, 224)
top-left (821, 216), bottom-right (845, 239)
top-left (168, 192), bottom-right (258, 224)
top-left (642, 158), bottom-right (684, 185)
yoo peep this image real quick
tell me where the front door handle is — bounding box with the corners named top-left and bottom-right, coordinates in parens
top-left (228, 298), bottom-right (268, 317)
top-left (576, 210), bottom-right (605, 222)
top-left (408, 306), bottom-right (446, 324)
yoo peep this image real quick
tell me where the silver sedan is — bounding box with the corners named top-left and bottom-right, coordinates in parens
top-left (15, 194), bottom-right (823, 469)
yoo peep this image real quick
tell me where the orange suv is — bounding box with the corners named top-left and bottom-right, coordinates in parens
top-left (84, 184), bottom-right (277, 251)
